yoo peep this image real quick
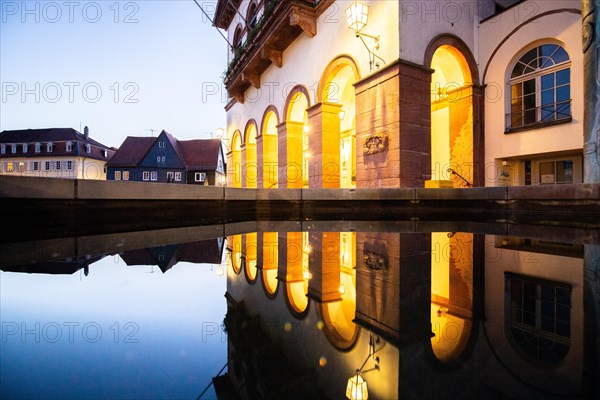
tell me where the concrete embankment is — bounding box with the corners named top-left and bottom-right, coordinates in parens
top-left (1, 175), bottom-right (599, 241)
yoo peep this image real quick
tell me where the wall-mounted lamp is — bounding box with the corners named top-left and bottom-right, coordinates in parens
top-left (303, 124), bottom-right (309, 134)
top-left (345, 1), bottom-right (386, 72)
top-left (346, 334), bottom-right (382, 400)
top-left (339, 109), bottom-right (346, 121)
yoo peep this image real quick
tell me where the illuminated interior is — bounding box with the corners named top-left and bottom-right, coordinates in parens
top-left (320, 59), bottom-right (359, 189)
top-left (286, 90), bottom-right (310, 188)
top-left (262, 232), bottom-right (279, 295)
top-left (322, 232), bottom-right (358, 346)
top-left (245, 232), bottom-right (258, 282)
top-left (244, 124), bottom-right (257, 188)
top-left (430, 45), bottom-right (473, 186)
top-left (286, 232), bottom-right (309, 313)
top-left (262, 110), bottom-right (279, 188)
top-left (229, 131), bottom-right (242, 188)
top-left (430, 232), bottom-right (473, 362)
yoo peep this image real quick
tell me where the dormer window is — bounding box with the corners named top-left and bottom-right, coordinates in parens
top-left (35, 143), bottom-right (41, 153)
top-left (0, 145), bottom-right (5, 155)
top-left (101, 149), bottom-right (107, 158)
top-left (47, 143), bottom-right (54, 153)
top-left (22, 144), bottom-right (28, 154)
top-left (66, 142), bottom-right (73, 152)
top-left (11, 144), bottom-right (17, 154)
top-left (85, 144), bottom-right (91, 153)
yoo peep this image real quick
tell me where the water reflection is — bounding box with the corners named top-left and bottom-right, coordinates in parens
top-left (1, 222), bottom-right (598, 399)
top-left (223, 224), bottom-right (598, 400)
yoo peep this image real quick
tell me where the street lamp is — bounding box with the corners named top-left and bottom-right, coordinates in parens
top-left (345, 1), bottom-right (386, 72)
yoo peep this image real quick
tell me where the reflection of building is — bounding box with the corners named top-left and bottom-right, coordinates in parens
top-left (107, 130), bottom-right (226, 185)
top-left (0, 127), bottom-right (115, 180)
top-left (222, 228), bottom-right (596, 399)
top-left (215, 0), bottom-right (584, 188)
top-left (120, 239), bottom-right (224, 273)
top-left (0, 256), bottom-right (103, 275)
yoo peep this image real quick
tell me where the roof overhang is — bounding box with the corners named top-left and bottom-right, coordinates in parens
top-left (213, 0), bottom-right (243, 30)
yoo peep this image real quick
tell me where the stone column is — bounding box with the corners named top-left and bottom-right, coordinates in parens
top-left (226, 150), bottom-right (233, 187)
top-left (399, 60), bottom-right (433, 187)
top-left (307, 102), bottom-right (342, 188)
top-left (255, 134), bottom-right (264, 188)
top-left (277, 123), bottom-right (288, 188)
top-left (583, 0), bottom-right (600, 183)
top-left (583, 244), bottom-right (600, 396)
top-left (354, 60), bottom-right (401, 188)
top-left (240, 143), bottom-right (247, 188)
top-left (307, 232), bottom-right (342, 303)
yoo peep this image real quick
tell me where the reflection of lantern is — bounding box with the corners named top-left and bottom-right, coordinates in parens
top-left (346, 372), bottom-right (368, 400)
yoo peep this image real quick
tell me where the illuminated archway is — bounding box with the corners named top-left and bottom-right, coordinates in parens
top-left (243, 121), bottom-right (258, 188)
top-left (244, 233), bottom-right (258, 283)
top-left (319, 232), bottom-right (359, 350)
top-left (284, 86), bottom-right (311, 188)
top-left (316, 56), bottom-right (360, 188)
top-left (430, 232), bottom-right (473, 362)
top-left (284, 232), bottom-right (310, 317)
top-left (260, 108), bottom-right (279, 188)
top-left (261, 232), bottom-right (279, 297)
top-left (429, 42), bottom-right (475, 187)
top-left (229, 131), bottom-right (242, 188)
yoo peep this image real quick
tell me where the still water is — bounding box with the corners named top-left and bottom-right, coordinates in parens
top-left (1, 221), bottom-right (598, 400)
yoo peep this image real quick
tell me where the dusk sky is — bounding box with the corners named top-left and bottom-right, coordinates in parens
top-left (0, 0), bottom-right (228, 148)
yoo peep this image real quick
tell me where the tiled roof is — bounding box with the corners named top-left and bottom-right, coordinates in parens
top-left (106, 136), bottom-right (156, 167)
top-left (0, 128), bottom-right (109, 148)
top-left (179, 139), bottom-right (222, 169)
top-left (0, 128), bottom-right (115, 161)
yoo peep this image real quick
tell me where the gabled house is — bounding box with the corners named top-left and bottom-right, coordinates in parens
top-left (106, 130), bottom-right (226, 185)
top-left (0, 127), bottom-right (115, 180)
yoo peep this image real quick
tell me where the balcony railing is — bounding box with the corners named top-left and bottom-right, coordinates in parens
top-left (223, 0), bottom-right (322, 103)
top-left (506, 100), bottom-right (572, 132)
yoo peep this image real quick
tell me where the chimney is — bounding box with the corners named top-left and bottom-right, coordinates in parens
top-left (84, 126), bottom-right (89, 140)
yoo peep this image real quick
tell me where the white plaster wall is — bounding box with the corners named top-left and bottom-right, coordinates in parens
top-left (483, 235), bottom-right (584, 395)
top-left (0, 157), bottom-right (107, 180)
top-left (224, 0), bottom-right (400, 139)
top-left (480, 2), bottom-right (583, 185)
top-left (398, 0), bottom-right (478, 66)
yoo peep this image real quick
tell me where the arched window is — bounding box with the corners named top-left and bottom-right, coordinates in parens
top-left (232, 24), bottom-right (243, 53)
top-left (505, 273), bottom-right (571, 365)
top-left (247, 2), bottom-right (258, 29)
top-left (507, 44), bottom-right (571, 130)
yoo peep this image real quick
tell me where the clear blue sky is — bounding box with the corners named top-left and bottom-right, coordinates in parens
top-left (0, 0), bottom-right (228, 148)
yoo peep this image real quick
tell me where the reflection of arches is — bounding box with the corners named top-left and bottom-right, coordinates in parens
top-left (316, 258), bottom-right (360, 351)
top-left (244, 233), bottom-right (258, 283)
top-left (260, 107), bottom-right (279, 188)
top-left (230, 235), bottom-right (243, 274)
top-left (261, 232), bottom-right (279, 298)
top-left (317, 55), bottom-right (360, 188)
top-left (283, 232), bottom-right (310, 318)
top-left (230, 130), bottom-right (242, 187)
top-left (429, 232), bottom-right (474, 364)
top-left (243, 120), bottom-right (258, 188)
top-left (425, 35), bottom-right (481, 187)
top-left (283, 86), bottom-right (311, 188)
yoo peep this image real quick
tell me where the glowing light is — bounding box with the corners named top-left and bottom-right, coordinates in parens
top-left (346, 373), bottom-right (368, 400)
top-left (319, 356), bottom-right (327, 367)
top-left (339, 284), bottom-right (345, 294)
top-left (345, 1), bottom-right (369, 33)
